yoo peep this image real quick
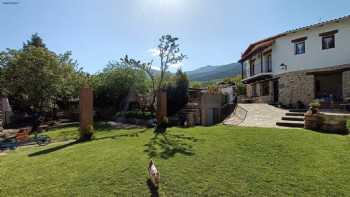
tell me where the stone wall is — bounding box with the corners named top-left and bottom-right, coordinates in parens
top-left (246, 84), bottom-right (253, 97)
top-left (277, 70), bottom-right (314, 106)
top-left (343, 71), bottom-right (350, 101)
top-left (305, 112), bottom-right (350, 134)
top-left (244, 82), bottom-right (273, 103)
top-left (244, 64), bottom-right (350, 106)
top-left (254, 96), bottom-right (272, 103)
top-left (200, 94), bottom-right (223, 126)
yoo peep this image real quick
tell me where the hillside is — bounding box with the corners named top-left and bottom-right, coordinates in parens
top-left (186, 63), bottom-right (241, 81)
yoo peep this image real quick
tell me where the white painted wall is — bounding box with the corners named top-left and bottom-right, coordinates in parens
top-left (244, 47), bottom-right (272, 77)
top-left (220, 86), bottom-right (235, 103)
top-left (244, 18), bottom-right (350, 76)
top-left (272, 19), bottom-right (350, 75)
top-left (244, 53), bottom-right (263, 77)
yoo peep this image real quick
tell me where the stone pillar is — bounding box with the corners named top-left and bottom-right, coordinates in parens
top-left (156, 90), bottom-right (167, 122)
top-left (256, 82), bottom-right (261, 97)
top-left (80, 86), bottom-right (93, 134)
top-left (246, 84), bottom-right (252, 97)
top-left (200, 94), bottom-right (209, 126)
top-left (343, 71), bottom-right (350, 101)
top-left (269, 80), bottom-right (274, 101)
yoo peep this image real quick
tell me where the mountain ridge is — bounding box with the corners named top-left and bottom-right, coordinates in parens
top-left (186, 63), bottom-right (241, 81)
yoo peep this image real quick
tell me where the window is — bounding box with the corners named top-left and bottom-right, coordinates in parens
top-left (295, 41), bottom-right (305, 55)
top-left (261, 81), bottom-right (270, 96)
top-left (319, 30), bottom-right (337, 50)
top-left (250, 59), bottom-right (255, 76)
top-left (266, 54), bottom-right (272, 72)
top-left (322, 35), bottom-right (335, 50)
top-left (291, 37), bottom-right (307, 55)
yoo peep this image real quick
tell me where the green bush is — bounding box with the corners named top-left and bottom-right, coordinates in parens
top-left (115, 111), bottom-right (155, 120)
top-left (309, 100), bottom-right (321, 109)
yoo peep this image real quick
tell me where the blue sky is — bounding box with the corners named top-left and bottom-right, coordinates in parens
top-left (1, 0), bottom-right (350, 73)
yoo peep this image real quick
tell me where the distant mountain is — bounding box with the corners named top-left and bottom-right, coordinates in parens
top-left (151, 69), bottom-right (161, 75)
top-left (186, 63), bottom-right (242, 82)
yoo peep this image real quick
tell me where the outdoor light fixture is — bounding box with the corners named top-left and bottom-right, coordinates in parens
top-left (280, 63), bottom-right (287, 70)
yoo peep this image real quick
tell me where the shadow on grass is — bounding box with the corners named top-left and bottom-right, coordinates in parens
top-left (28, 141), bottom-right (78, 157)
top-left (28, 128), bottom-right (149, 157)
top-left (94, 122), bottom-right (145, 131)
top-left (308, 129), bottom-right (349, 136)
top-left (146, 179), bottom-right (159, 197)
top-left (285, 127), bottom-right (349, 136)
top-left (144, 131), bottom-right (199, 159)
top-left (94, 128), bottom-right (148, 141)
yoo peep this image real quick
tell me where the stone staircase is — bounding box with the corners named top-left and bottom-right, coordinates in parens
top-left (276, 109), bottom-right (307, 128)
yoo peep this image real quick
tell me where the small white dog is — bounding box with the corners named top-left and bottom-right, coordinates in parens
top-left (148, 160), bottom-right (160, 187)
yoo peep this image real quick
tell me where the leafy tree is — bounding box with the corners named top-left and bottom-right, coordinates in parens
top-left (56, 51), bottom-right (89, 110)
top-left (92, 62), bottom-right (149, 118)
top-left (23, 33), bottom-right (46, 49)
top-left (223, 76), bottom-right (246, 95)
top-left (190, 81), bottom-right (203, 89)
top-left (1, 47), bottom-right (61, 113)
top-left (166, 69), bottom-right (189, 115)
top-left (121, 56), bottom-right (156, 111)
top-left (0, 34), bottom-right (86, 118)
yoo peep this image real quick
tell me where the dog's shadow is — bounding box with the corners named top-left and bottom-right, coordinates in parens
top-left (146, 179), bottom-right (159, 197)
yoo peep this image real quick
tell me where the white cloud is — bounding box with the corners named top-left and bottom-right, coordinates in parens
top-left (151, 65), bottom-right (161, 71)
top-left (169, 62), bottom-right (183, 70)
top-left (147, 48), bottom-right (160, 57)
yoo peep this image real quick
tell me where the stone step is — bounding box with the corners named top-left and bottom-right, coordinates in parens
top-left (276, 121), bottom-right (305, 128)
top-left (285, 112), bottom-right (305, 117)
top-left (289, 109), bottom-right (308, 113)
top-left (282, 116), bottom-right (305, 121)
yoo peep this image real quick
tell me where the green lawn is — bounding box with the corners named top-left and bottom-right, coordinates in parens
top-left (1, 124), bottom-right (350, 196)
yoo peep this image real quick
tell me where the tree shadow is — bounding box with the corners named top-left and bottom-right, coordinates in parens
top-left (94, 122), bottom-right (145, 132)
top-left (144, 131), bottom-right (199, 159)
top-left (146, 179), bottom-right (159, 197)
top-left (28, 128), bottom-right (149, 157)
top-left (28, 141), bottom-right (78, 157)
top-left (94, 128), bottom-right (149, 141)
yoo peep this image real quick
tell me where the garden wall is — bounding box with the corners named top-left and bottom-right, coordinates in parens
top-left (305, 112), bottom-right (350, 134)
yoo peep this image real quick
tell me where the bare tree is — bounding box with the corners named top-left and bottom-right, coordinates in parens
top-left (157, 35), bottom-right (186, 90)
top-left (121, 34), bottom-right (186, 112)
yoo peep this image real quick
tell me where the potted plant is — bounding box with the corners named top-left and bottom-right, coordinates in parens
top-left (309, 100), bottom-right (321, 114)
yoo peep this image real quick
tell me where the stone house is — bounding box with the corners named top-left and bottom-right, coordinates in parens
top-left (239, 15), bottom-right (350, 107)
top-left (179, 87), bottom-right (235, 126)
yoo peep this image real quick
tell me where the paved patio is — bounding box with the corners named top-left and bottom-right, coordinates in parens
top-left (224, 103), bottom-right (289, 128)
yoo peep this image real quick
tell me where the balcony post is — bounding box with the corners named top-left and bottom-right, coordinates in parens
top-left (260, 51), bottom-right (263, 73)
